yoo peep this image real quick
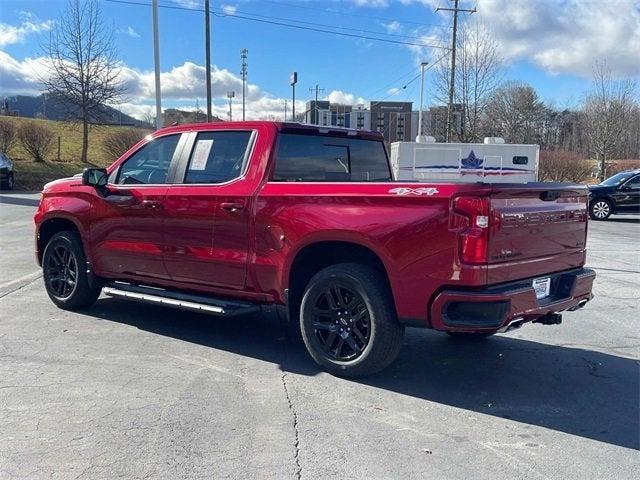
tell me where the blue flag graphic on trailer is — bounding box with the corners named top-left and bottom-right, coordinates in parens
top-left (461, 150), bottom-right (484, 169)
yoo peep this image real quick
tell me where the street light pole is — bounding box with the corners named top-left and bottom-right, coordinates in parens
top-left (240, 49), bottom-right (248, 121)
top-left (204, 0), bottom-right (212, 122)
top-left (227, 91), bottom-right (235, 121)
top-left (417, 61), bottom-right (428, 141)
top-left (152, 0), bottom-right (162, 129)
top-left (290, 71), bottom-right (297, 121)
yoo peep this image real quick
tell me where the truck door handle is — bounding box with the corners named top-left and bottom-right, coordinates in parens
top-left (142, 199), bottom-right (162, 209)
top-left (221, 202), bottom-right (245, 212)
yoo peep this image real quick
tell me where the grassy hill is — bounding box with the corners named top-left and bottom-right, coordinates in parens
top-left (3, 116), bottom-right (149, 191)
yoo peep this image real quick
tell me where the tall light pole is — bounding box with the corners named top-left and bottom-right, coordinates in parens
top-left (152, 0), bottom-right (162, 129)
top-left (240, 49), bottom-right (248, 121)
top-left (290, 71), bottom-right (297, 121)
top-left (417, 61), bottom-right (428, 141)
top-left (204, 0), bottom-right (212, 122)
top-left (227, 91), bottom-right (235, 121)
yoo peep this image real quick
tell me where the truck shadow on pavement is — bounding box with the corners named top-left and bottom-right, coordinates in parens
top-left (0, 195), bottom-right (41, 207)
top-left (603, 216), bottom-right (640, 224)
top-left (90, 297), bottom-right (639, 451)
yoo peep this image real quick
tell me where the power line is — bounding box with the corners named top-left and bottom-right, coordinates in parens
top-left (103, 0), bottom-right (451, 50)
top-left (257, 0), bottom-right (453, 30)
top-left (370, 50), bottom-right (450, 108)
top-left (436, 0), bottom-right (475, 141)
top-left (211, 9), bottom-right (444, 42)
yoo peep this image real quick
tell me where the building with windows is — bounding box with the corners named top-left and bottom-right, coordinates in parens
top-left (352, 104), bottom-right (371, 130)
top-left (305, 100), bottom-right (330, 125)
top-left (305, 100), bottom-right (412, 142)
top-left (369, 101), bottom-right (413, 143)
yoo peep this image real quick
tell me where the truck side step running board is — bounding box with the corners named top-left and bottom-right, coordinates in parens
top-left (103, 282), bottom-right (260, 317)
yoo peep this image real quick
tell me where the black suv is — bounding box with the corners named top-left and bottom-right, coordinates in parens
top-left (0, 152), bottom-right (15, 190)
top-left (588, 170), bottom-right (640, 220)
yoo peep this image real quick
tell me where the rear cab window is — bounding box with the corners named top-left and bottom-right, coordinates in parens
top-left (272, 132), bottom-right (391, 182)
top-left (183, 130), bottom-right (254, 184)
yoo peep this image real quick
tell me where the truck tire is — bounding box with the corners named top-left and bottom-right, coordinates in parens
top-left (42, 231), bottom-right (101, 310)
top-left (1, 173), bottom-right (14, 190)
top-left (299, 263), bottom-right (404, 378)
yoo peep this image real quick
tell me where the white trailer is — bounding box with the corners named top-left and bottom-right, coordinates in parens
top-left (390, 137), bottom-right (539, 183)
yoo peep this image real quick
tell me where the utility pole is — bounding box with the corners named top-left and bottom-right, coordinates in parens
top-left (240, 49), bottom-right (248, 121)
top-left (308, 84), bottom-right (325, 124)
top-left (417, 61), bottom-right (428, 141)
top-left (436, 0), bottom-right (475, 142)
top-left (227, 91), bottom-right (235, 121)
top-left (152, 0), bottom-right (162, 129)
top-left (204, 0), bottom-right (212, 122)
top-left (283, 100), bottom-right (288, 121)
top-left (290, 72), bottom-right (297, 120)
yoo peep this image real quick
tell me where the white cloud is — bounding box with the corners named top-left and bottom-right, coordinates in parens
top-left (0, 51), bottom-right (310, 121)
top-left (0, 16), bottom-right (53, 47)
top-left (431, 0), bottom-right (639, 77)
top-left (118, 61), bottom-right (262, 102)
top-left (381, 20), bottom-right (402, 33)
top-left (399, 0), bottom-right (639, 77)
top-left (117, 26), bottom-right (140, 38)
top-left (0, 51), bottom-right (49, 95)
top-left (326, 90), bottom-right (367, 105)
top-left (350, 0), bottom-right (390, 7)
top-left (172, 0), bottom-right (204, 8)
top-left (221, 4), bottom-right (237, 15)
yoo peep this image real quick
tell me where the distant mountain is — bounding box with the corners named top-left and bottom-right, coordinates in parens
top-left (0, 95), bottom-right (152, 128)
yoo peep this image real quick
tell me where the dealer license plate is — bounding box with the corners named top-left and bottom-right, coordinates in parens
top-left (533, 277), bottom-right (551, 299)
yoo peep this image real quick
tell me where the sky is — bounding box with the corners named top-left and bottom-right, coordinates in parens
top-left (0, 0), bottom-right (639, 121)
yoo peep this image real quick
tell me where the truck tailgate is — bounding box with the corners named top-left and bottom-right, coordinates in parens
top-left (488, 184), bottom-right (588, 281)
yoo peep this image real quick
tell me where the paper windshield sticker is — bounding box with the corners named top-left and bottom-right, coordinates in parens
top-left (190, 139), bottom-right (213, 171)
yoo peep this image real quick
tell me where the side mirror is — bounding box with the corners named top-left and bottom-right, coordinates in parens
top-left (82, 168), bottom-right (108, 187)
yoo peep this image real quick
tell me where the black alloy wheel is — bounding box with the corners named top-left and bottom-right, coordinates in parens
top-left (310, 282), bottom-right (371, 361)
top-left (299, 263), bottom-right (405, 377)
top-left (45, 243), bottom-right (79, 300)
top-left (42, 231), bottom-right (101, 309)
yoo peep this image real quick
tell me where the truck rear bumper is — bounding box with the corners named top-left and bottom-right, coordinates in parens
top-left (429, 267), bottom-right (596, 332)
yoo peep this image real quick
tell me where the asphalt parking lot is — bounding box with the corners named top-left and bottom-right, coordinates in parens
top-left (0, 192), bottom-right (638, 480)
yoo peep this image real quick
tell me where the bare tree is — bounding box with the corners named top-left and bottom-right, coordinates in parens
top-left (538, 149), bottom-right (592, 183)
top-left (102, 128), bottom-right (148, 160)
top-left (582, 62), bottom-right (637, 181)
top-left (434, 21), bottom-right (503, 142)
top-left (0, 118), bottom-right (18, 154)
top-left (19, 121), bottom-right (55, 162)
top-left (484, 81), bottom-right (546, 143)
top-left (42, 0), bottom-right (123, 163)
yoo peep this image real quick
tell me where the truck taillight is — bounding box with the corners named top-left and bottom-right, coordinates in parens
top-left (453, 196), bottom-right (490, 264)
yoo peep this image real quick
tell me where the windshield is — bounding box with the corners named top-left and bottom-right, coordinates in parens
top-left (600, 172), bottom-right (633, 186)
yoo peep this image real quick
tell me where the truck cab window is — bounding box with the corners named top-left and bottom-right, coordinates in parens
top-left (273, 133), bottom-right (391, 182)
top-left (184, 131), bottom-right (253, 184)
top-left (116, 134), bottom-right (180, 185)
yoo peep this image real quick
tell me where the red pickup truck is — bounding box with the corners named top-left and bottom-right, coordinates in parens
top-left (34, 122), bottom-right (595, 377)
